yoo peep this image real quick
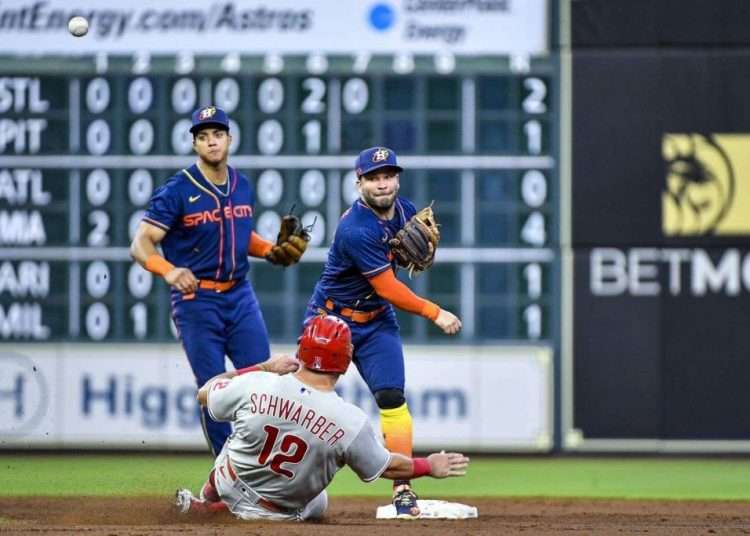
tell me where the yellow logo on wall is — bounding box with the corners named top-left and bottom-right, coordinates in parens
top-left (662, 133), bottom-right (750, 236)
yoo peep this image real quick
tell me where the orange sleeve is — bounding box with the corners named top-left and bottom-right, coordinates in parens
top-left (248, 231), bottom-right (273, 258)
top-left (368, 270), bottom-right (440, 321)
top-left (144, 254), bottom-right (175, 277)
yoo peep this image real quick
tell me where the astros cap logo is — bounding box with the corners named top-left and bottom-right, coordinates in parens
top-left (199, 106), bottom-right (217, 120)
top-left (372, 148), bottom-right (390, 162)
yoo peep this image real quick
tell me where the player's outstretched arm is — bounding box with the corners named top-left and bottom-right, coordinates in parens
top-left (130, 221), bottom-right (198, 293)
top-left (368, 270), bottom-right (462, 335)
top-left (380, 452), bottom-right (469, 480)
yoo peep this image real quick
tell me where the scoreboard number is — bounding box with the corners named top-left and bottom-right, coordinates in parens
top-left (86, 78), bottom-right (110, 113)
top-left (522, 77), bottom-right (547, 114)
top-left (258, 78), bottom-right (284, 113)
top-left (86, 119), bottom-right (111, 155)
top-left (128, 77), bottom-right (153, 114)
top-left (175, 51), bottom-right (195, 75)
top-left (301, 78), bottom-right (326, 114)
top-left (85, 261), bottom-right (111, 340)
top-left (172, 78), bottom-right (197, 113)
top-left (257, 119), bottom-right (283, 155)
top-left (342, 78), bottom-right (368, 114)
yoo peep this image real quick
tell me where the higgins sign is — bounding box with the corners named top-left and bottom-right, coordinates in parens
top-left (0, 343), bottom-right (552, 451)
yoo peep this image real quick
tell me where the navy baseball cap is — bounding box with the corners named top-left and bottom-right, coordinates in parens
top-left (190, 105), bottom-right (230, 134)
top-left (355, 146), bottom-right (403, 177)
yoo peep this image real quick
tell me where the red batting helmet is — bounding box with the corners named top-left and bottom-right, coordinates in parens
top-left (297, 315), bottom-right (353, 374)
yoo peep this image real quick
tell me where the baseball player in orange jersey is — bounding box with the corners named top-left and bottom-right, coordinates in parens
top-left (175, 315), bottom-right (469, 521)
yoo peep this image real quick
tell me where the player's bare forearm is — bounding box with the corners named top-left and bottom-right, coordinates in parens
top-left (130, 221), bottom-right (198, 292)
top-left (129, 221), bottom-right (165, 265)
top-left (380, 452), bottom-right (469, 480)
top-left (380, 453), bottom-right (415, 479)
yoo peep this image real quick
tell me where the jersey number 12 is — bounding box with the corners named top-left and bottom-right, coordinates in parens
top-left (258, 424), bottom-right (309, 478)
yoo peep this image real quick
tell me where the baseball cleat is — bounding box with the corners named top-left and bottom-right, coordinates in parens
top-left (175, 488), bottom-right (197, 514)
top-left (392, 484), bottom-right (420, 519)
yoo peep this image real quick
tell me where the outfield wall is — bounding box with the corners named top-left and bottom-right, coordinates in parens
top-left (0, 344), bottom-right (552, 452)
top-left (562, 0), bottom-right (750, 451)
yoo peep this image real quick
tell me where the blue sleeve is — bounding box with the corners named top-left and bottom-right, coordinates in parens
top-left (245, 174), bottom-right (257, 232)
top-left (342, 225), bottom-right (392, 278)
top-left (399, 197), bottom-right (418, 223)
top-left (143, 179), bottom-right (182, 231)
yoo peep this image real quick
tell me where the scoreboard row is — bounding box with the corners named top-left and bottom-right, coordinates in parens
top-left (0, 56), bottom-right (559, 344)
top-left (0, 73), bottom-right (552, 156)
top-left (0, 167), bottom-right (554, 248)
top-left (0, 259), bottom-right (553, 343)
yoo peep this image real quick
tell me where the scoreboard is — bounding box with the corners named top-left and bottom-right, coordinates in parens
top-left (0, 53), bottom-right (559, 343)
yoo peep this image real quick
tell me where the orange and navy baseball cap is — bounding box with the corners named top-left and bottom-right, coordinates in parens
top-left (355, 146), bottom-right (403, 177)
top-left (190, 105), bottom-right (230, 134)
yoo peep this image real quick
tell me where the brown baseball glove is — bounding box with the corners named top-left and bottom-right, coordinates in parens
top-left (266, 214), bottom-right (311, 267)
top-left (389, 205), bottom-right (440, 278)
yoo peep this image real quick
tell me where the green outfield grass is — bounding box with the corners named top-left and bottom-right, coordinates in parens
top-left (1, 454), bottom-right (749, 500)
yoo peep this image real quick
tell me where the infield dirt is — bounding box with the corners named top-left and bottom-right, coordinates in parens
top-left (1, 497), bottom-right (749, 535)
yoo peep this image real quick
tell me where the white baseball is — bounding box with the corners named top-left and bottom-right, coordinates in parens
top-left (68, 16), bottom-right (89, 37)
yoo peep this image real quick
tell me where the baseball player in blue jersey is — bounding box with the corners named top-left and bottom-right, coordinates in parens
top-left (130, 105), bottom-right (308, 456)
top-left (303, 146), bottom-right (462, 519)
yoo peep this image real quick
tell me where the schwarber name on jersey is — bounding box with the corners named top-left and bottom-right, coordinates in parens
top-left (207, 372), bottom-right (391, 510)
top-left (311, 197), bottom-right (416, 310)
top-left (143, 164), bottom-right (255, 282)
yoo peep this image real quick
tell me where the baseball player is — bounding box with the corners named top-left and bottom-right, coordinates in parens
top-left (175, 315), bottom-right (470, 521)
top-left (130, 105), bottom-right (308, 456)
top-left (302, 146), bottom-right (462, 518)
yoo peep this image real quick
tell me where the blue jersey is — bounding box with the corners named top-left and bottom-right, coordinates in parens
top-left (311, 197), bottom-right (416, 310)
top-left (143, 164), bottom-right (255, 281)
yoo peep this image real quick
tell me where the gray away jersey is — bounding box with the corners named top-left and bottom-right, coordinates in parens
top-left (207, 372), bottom-right (391, 510)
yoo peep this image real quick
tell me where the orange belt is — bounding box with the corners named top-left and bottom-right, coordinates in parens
top-left (223, 456), bottom-right (291, 514)
top-left (324, 299), bottom-right (385, 323)
top-left (199, 279), bottom-right (238, 293)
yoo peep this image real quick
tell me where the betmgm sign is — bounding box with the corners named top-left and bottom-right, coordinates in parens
top-left (590, 133), bottom-right (750, 298)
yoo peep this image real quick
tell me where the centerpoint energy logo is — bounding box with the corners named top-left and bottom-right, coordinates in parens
top-left (662, 134), bottom-right (750, 236)
top-left (368, 3), bottom-right (396, 32)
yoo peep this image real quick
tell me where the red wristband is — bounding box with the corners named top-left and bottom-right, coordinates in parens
top-left (412, 457), bottom-right (432, 478)
top-left (236, 365), bottom-right (263, 375)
